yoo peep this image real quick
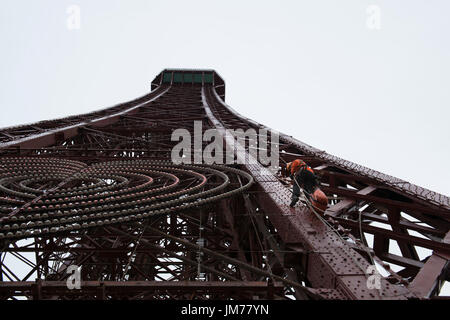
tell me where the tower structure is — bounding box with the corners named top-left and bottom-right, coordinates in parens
top-left (0, 69), bottom-right (448, 300)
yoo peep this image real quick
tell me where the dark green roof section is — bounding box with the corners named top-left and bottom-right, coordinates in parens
top-left (183, 73), bottom-right (193, 83)
top-left (152, 69), bottom-right (225, 100)
top-left (204, 73), bottom-right (213, 84)
top-left (163, 71), bottom-right (213, 84)
top-left (162, 72), bottom-right (172, 83)
top-left (193, 74), bottom-right (203, 83)
top-left (173, 72), bottom-right (183, 83)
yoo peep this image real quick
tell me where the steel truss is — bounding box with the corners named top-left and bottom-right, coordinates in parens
top-left (0, 69), bottom-right (448, 300)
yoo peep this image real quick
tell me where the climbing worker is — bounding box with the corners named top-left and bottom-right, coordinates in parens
top-left (285, 159), bottom-right (328, 213)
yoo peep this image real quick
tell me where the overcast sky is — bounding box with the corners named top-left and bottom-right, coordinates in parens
top-left (1, 0), bottom-right (449, 196)
top-left (0, 0), bottom-right (449, 294)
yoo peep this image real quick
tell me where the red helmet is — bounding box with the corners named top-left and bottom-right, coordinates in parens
top-left (288, 159), bottom-right (306, 175)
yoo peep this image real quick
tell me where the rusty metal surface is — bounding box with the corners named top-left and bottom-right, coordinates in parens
top-left (202, 86), bottom-right (418, 300)
top-left (0, 86), bottom-right (169, 149)
top-left (204, 82), bottom-right (450, 299)
top-left (0, 69), bottom-right (448, 300)
top-left (0, 158), bottom-right (253, 239)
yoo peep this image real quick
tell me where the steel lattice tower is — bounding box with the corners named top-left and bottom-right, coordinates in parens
top-left (0, 69), bottom-right (448, 300)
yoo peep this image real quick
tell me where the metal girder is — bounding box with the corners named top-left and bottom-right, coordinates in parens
top-left (0, 69), bottom-right (449, 300)
top-left (202, 86), bottom-right (416, 300)
top-left (0, 280), bottom-right (284, 299)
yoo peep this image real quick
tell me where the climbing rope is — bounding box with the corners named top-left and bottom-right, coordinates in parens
top-left (290, 176), bottom-right (405, 291)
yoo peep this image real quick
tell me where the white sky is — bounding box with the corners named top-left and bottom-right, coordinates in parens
top-left (1, 0), bottom-right (449, 196)
top-left (0, 0), bottom-right (449, 295)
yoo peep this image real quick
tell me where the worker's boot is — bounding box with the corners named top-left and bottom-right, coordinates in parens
top-left (289, 196), bottom-right (299, 208)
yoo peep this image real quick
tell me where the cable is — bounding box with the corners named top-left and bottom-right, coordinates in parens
top-left (290, 175), bottom-right (405, 290)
